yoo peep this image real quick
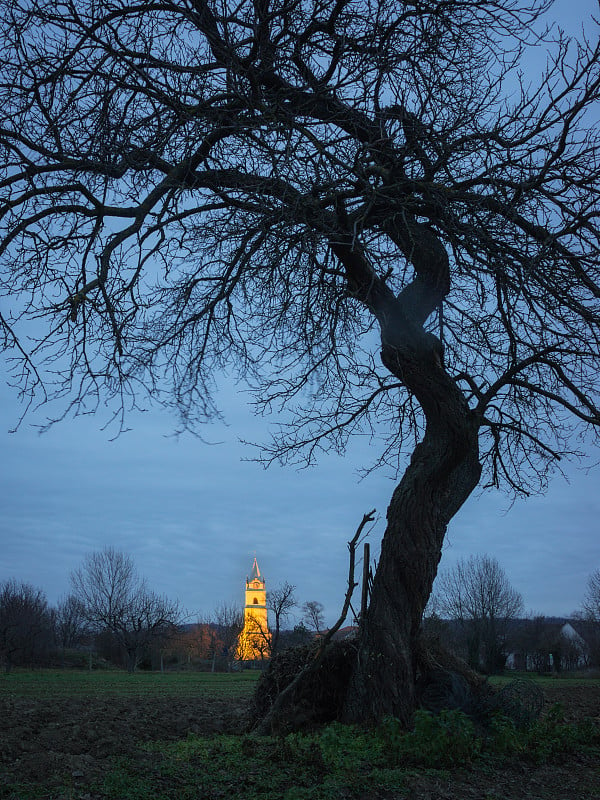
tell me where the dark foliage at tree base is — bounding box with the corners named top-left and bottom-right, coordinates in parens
top-left (251, 640), bottom-right (357, 733)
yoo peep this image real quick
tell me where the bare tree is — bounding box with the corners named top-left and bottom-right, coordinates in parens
top-left (302, 601), bottom-right (325, 635)
top-left (436, 555), bottom-right (524, 673)
top-left (267, 582), bottom-right (297, 656)
top-left (1, 0), bottom-right (600, 722)
top-left (0, 580), bottom-right (53, 672)
top-left (582, 569), bottom-right (600, 621)
top-left (580, 569), bottom-right (600, 667)
top-left (238, 614), bottom-right (272, 662)
top-left (54, 593), bottom-right (89, 665)
top-left (71, 547), bottom-right (183, 672)
top-left (214, 602), bottom-right (243, 671)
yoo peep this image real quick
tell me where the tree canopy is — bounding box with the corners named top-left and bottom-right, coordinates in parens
top-left (1, 0), bottom-right (599, 492)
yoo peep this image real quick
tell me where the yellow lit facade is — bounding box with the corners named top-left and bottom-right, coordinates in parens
top-left (236, 557), bottom-right (271, 661)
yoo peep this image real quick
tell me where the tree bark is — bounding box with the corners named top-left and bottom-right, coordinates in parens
top-left (344, 343), bottom-right (482, 725)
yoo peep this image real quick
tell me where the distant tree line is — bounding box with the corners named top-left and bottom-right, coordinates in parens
top-left (424, 557), bottom-right (600, 674)
top-left (0, 547), bottom-right (326, 672)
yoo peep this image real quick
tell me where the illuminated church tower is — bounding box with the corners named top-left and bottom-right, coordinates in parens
top-left (236, 557), bottom-right (271, 661)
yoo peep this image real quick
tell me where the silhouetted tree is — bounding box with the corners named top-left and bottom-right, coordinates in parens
top-left (214, 602), bottom-right (243, 671)
top-left (435, 555), bottom-right (524, 673)
top-left (0, 580), bottom-right (53, 671)
top-left (239, 614), bottom-right (272, 662)
top-left (54, 594), bottom-right (88, 649)
top-left (267, 582), bottom-right (298, 656)
top-left (71, 547), bottom-right (183, 672)
top-left (278, 623), bottom-right (314, 651)
top-left (1, 0), bottom-right (600, 722)
top-left (581, 569), bottom-right (600, 667)
top-left (54, 593), bottom-right (90, 666)
top-left (511, 615), bottom-right (551, 672)
top-left (302, 601), bottom-right (326, 635)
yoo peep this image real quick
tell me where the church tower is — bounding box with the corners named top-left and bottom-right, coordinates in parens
top-left (236, 557), bottom-right (271, 661)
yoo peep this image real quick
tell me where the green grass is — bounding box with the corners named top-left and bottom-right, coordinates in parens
top-left (90, 707), bottom-right (600, 800)
top-left (99, 729), bottom-right (421, 800)
top-left (3, 668), bottom-right (597, 699)
top-left (0, 668), bottom-right (261, 698)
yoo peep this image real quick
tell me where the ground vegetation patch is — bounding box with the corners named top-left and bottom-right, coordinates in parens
top-left (1, 673), bottom-right (599, 799)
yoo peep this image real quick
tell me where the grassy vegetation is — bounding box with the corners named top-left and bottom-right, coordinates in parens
top-left (0, 668), bottom-right (261, 698)
top-left (5, 668), bottom-right (597, 699)
top-left (88, 707), bottom-right (600, 799)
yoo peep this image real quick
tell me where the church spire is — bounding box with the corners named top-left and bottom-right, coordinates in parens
top-left (250, 556), bottom-right (261, 581)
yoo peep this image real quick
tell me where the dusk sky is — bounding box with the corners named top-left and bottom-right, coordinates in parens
top-left (1, 0), bottom-right (599, 628)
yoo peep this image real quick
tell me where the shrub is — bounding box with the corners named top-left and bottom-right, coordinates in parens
top-left (379, 709), bottom-right (481, 767)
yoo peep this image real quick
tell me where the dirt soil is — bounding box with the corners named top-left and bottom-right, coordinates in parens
top-left (0, 694), bottom-right (248, 797)
top-left (1, 684), bottom-right (599, 799)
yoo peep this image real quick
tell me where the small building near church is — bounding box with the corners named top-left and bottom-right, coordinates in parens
top-left (236, 557), bottom-right (271, 662)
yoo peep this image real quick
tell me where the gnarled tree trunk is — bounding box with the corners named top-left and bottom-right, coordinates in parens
top-left (344, 377), bottom-right (481, 724)
top-left (333, 217), bottom-right (483, 725)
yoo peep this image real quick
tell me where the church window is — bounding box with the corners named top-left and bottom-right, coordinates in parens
top-left (253, 597), bottom-right (258, 604)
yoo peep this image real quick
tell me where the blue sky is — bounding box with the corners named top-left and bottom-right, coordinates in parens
top-left (1, 0), bottom-right (599, 628)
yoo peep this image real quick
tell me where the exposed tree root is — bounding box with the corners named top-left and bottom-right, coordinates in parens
top-left (251, 633), bottom-right (499, 734)
top-left (415, 634), bottom-right (491, 716)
